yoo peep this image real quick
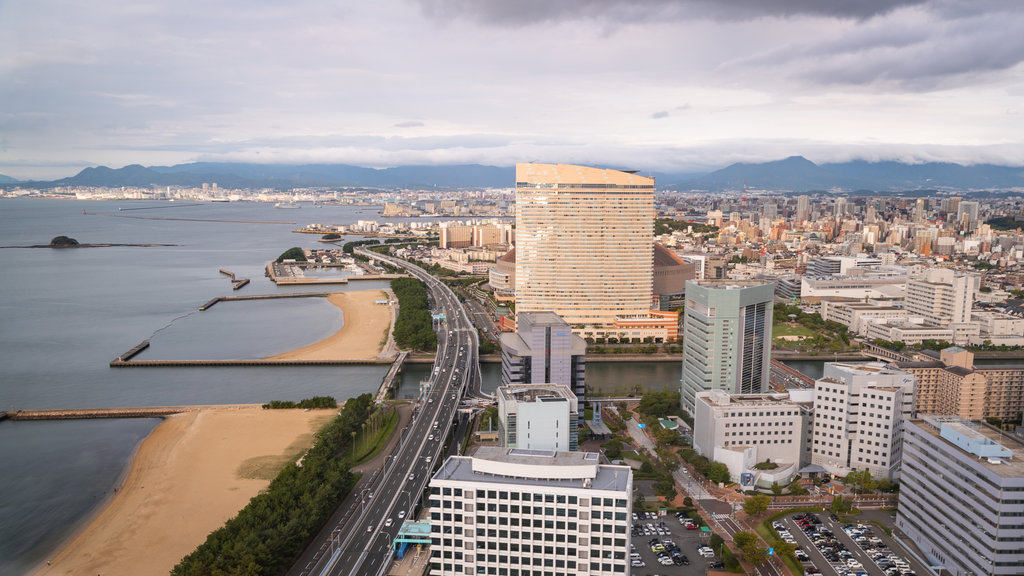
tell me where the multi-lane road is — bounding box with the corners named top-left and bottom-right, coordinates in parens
top-left (301, 248), bottom-right (479, 576)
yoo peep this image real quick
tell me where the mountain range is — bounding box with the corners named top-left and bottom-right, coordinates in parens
top-left (5, 156), bottom-right (1024, 192)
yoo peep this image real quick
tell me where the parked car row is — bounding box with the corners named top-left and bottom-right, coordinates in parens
top-left (842, 523), bottom-right (916, 576)
top-left (786, 513), bottom-right (856, 576)
top-left (632, 519), bottom-right (672, 537)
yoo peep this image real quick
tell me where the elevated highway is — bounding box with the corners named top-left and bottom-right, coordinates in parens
top-left (294, 248), bottom-right (478, 576)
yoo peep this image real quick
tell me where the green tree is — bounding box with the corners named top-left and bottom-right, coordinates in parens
top-left (733, 531), bottom-right (769, 565)
top-left (276, 247), bottom-right (307, 262)
top-left (637, 390), bottom-right (682, 418)
top-left (830, 494), bottom-right (854, 515)
top-left (846, 469), bottom-right (878, 494)
top-left (743, 493), bottom-right (771, 516)
top-left (706, 461), bottom-right (730, 484)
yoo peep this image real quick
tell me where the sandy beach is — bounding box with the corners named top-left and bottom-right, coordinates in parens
top-left (270, 289), bottom-right (394, 361)
top-left (33, 406), bottom-right (336, 576)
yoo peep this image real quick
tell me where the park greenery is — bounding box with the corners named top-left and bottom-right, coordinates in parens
top-left (635, 390), bottom-right (683, 419)
top-left (773, 303), bottom-right (851, 349)
top-left (262, 396), bottom-right (338, 410)
top-left (321, 233), bottom-right (341, 240)
top-left (391, 277), bottom-right (438, 351)
top-left (276, 246), bottom-right (307, 262)
top-left (654, 217), bottom-right (719, 236)
top-left (171, 393), bottom-right (375, 576)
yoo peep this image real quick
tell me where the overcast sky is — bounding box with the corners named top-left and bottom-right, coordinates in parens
top-left (2, 0), bottom-right (1023, 179)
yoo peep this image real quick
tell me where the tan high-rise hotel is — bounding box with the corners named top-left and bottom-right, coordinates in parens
top-left (515, 163), bottom-right (657, 337)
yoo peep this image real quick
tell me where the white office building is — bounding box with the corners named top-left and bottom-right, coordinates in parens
top-left (810, 362), bottom-right (916, 480)
top-left (693, 389), bottom-right (813, 487)
top-left (897, 416), bottom-right (1024, 576)
top-left (905, 268), bottom-right (978, 326)
top-left (428, 447), bottom-right (633, 576)
top-left (497, 384), bottom-right (579, 451)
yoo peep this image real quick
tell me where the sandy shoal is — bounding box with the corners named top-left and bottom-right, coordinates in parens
top-left (34, 406), bottom-right (336, 576)
top-left (269, 289), bottom-right (393, 361)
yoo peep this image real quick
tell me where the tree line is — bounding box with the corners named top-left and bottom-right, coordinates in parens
top-left (391, 277), bottom-right (438, 351)
top-left (262, 396), bottom-right (338, 409)
top-left (171, 393), bottom-right (375, 576)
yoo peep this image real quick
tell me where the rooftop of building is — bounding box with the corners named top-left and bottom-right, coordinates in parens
top-left (653, 242), bottom-right (690, 267)
top-left (697, 389), bottom-right (808, 409)
top-left (826, 361), bottom-right (905, 376)
top-left (497, 383), bottom-right (576, 404)
top-left (432, 446), bottom-right (632, 492)
top-left (691, 279), bottom-right (775, 289)
top-left (911, 416), bottom-right (1024, 476)
top-left (516, 163), bottom-right (654, 188)
top-left (517, 310), bottom-right (569, 327)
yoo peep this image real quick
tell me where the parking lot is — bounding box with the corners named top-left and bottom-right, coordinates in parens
top-left (630, 512), bottom-right (722, 576)
top-left (776, 513), bottom-right (930, 576)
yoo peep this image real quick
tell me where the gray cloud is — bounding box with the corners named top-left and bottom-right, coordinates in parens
top-left (413, 0), bottom-right (927, 26)
top-left (394, 120), bottom-right (425, 127)
top-left (717, 4), bottom-right (1024, 90)
top-left (650, 110), bottom-right (669, 119)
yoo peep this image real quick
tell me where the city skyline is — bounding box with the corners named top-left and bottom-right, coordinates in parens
top-left (4, 1), bottom-right (1024, 179)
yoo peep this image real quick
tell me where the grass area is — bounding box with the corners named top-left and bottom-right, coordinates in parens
top-left (772, 323), bottom-right (816, 338)
top-left (353, 407), bottom-right (399, 465)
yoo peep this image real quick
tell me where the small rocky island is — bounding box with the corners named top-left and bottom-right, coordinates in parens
top-left (0, 236), bottom-right (177, 249)
top-left (50, 236), bottom-right (81, 247)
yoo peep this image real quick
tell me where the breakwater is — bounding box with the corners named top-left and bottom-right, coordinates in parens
top-left (219, 268), bottom-right (250, 290)
top-left (110, 357), bottom-right (393, 367)
top-left (198, 291), bottom-right (334, 311)
top-left (4, 404), bottom-right (260, 421)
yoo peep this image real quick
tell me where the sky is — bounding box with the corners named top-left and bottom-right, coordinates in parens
top-left (2, 0), bottom-right (1023, 180)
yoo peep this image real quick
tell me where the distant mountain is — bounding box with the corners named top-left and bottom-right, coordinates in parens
top-left (16, 157), bottom-right (1024, 192)
top-left (673, 156), bottom-right (1024, 192)
top-left (0, 173), bottom-right (19, 184)
top-left (147, 162), bottom-right (515, 189)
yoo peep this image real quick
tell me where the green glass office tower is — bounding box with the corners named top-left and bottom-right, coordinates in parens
top-left (680, 279), bottom-right (776, 414)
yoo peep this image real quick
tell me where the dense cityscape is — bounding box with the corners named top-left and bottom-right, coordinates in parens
top-left (6, 1), bottom-right (1024, 576)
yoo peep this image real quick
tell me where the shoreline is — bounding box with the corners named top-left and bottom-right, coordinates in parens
top-left (25, 419), bottom-right (158, 576)
top-left (31, 405), bottom-right (336, 576)
top-left (267, 289), bottom-right (394, 361)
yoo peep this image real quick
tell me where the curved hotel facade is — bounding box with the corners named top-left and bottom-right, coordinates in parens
top-left (514, 163), bottom-right (655, 331)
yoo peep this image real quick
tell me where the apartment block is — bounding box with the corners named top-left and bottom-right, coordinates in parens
top-left (428, 447), bottom-right (633, 576)
top-left (497, 384), bottom-right (579, 451)
top-left (810, 362), bottom-right (915, 480)
top-left (897, 347), bottom-right (1024, 422)
top-left (897, 416), bottom-right (1024, 576)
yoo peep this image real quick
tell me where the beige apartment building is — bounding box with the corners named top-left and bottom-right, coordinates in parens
top-left (515, 163), bottom-right (655, 333)
top-left (897, 347), bottom-right (1024, 422)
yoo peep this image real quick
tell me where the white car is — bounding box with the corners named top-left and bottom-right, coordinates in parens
top-left (398, 510), bottom-right (406, 519)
